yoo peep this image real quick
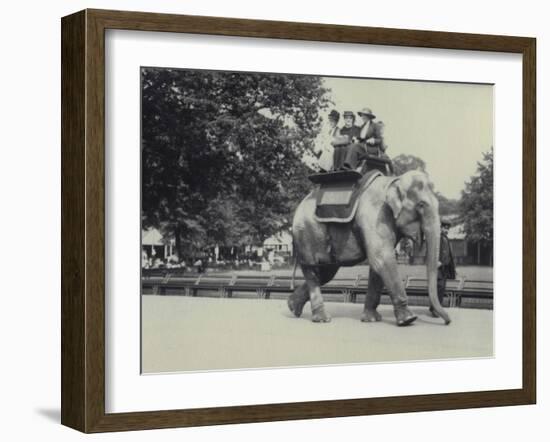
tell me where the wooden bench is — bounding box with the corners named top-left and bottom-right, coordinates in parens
top-left (142, 267), bottom-right (187, 278)
top-left (188, 274), bottom-right (234, 297)
top-left (262, 275), bottom-right (366, 303)
top-left (225, 275), bottom-right (273, 299)
top-left (263, 277), bottom-right (304, 299)
top-left (347, 275), bottom-right (369, 303)
top-left (456, 280), bottom-right (493, 309)
top-left (142, 275), bottom-right (198, 296)
top-left (445, 278), bottom-right (466, 307)
top-left (366, 277), bottom-right (408, 306)
top-left (322, 276), bottom-right (363, 302)
top-left (142, 275), bottom-right (168, 295)
top-left (141, 273), bottom-right (494, 309)
top-left (405, 277), bottom-right (486, 307)
top-left (263, 275), bottom-right (365, 302)
top-left (142, 268), bottom-right (168, 278)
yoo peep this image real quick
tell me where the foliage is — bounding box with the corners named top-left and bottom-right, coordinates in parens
top-left (391, 154), bottom-right (427, 176)
top-left (141, 68), bottom-right (327, 256)
top-left (435, 192), bottom-right (459, 216)
top-left (392, 154), bottom-right (458, 216)
top-left (459, 148), bottom-right (493, 244)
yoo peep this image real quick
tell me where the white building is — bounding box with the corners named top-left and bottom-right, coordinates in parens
top-left (142, 228), bottom-right (175, 260)
top-left (262, 230), bottom-right (293, 255)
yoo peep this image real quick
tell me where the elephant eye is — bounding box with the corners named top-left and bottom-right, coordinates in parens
top-left (417, 201), bottom-right (426, 209)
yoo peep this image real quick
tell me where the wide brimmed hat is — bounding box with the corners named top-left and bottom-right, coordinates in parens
top-left (441, 220), bottom-right (452, 228)
top-left (328, 110), bottom-right (340, 121)
top-left (343, 111), bottom-right (355, 118)
top-left (357, 107), bottom-right (376, 119)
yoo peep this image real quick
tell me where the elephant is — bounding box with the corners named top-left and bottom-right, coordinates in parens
top-left (288, 170), bottom-right (451, 326)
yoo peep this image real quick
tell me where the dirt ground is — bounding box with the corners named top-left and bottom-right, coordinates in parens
top-left (142, 296), bottom-right (493, 374)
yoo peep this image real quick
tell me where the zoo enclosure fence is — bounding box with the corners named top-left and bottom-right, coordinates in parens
top-left (142, 270), bottom-right (493, 309)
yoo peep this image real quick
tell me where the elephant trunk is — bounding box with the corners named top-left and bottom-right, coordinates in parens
top-left (423, 208), bottom-right (451, 324)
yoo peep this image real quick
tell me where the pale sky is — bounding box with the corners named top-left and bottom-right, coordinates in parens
top-left (321, 76), bottom-right (493, 199)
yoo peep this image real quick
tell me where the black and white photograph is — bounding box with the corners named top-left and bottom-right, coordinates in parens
top-left (2, 0), bottom-right (544, 439)
top-left (140, 67), bottom-right (494, 373)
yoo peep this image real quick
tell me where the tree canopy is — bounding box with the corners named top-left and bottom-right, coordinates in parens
top-left (391, 154), bottom-right (427, 176)
top-left (141, 68), bottom-right (328, 257)
top-left (459, 148), bottom-right (493, 244)
top-left (435, 192), bottom-right (459, 216)
top-left (392, 153), bottom-right (459, 216)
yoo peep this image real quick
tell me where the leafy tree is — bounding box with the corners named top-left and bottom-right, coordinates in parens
top-left (459, 148), bottom-right (493, 244)
top-left (435, 192), bottom-right (459, 216)
top-left (141, 68), bottom-right (327, 258)
top-left (391, 154), bottom-right (426, 176)
top-left (392, 154), bottom-right (458, 215)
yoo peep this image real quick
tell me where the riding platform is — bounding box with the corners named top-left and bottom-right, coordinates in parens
top-left (307, 154), bottom-right (393, 185)
top-left (307, 153), bottom-right (393, 224)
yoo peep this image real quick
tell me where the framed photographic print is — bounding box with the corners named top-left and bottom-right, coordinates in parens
top-left (61, 9), bottom-right (536, 433)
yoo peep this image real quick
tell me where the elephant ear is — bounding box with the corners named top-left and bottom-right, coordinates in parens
top-left (386, 177), bottom-right (416, 219)
top-left (386, 180), bottom-right (404, 219)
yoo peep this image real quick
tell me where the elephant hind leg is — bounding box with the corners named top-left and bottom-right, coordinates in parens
top-left (319, 265), bottom-right (339, 286)
top-left (288, 282), bottom-right (308, 317)
top-left (287, 265), bottom-right (338, 321)
top-left (302, 266), bottom-right (331, 322)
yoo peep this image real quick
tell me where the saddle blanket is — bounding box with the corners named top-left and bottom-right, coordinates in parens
top-left (314, 169), bottom-right (382, 223)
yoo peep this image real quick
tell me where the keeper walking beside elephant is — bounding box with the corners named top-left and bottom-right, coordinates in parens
top-left (431, 220), bottom-right (456, 316)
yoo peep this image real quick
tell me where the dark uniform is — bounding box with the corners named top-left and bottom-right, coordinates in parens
top-left (343, 121), bottom-right (383, 169)
top-left (433, 227), bottom-right (456, 311)
top-left (333, 124), bottom-right (360, 169)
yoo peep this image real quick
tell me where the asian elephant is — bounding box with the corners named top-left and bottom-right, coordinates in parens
top-left (289, 170), bottom-right (451, 326)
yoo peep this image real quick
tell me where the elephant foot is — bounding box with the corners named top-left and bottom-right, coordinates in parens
top-left (361, 309), bottom-right (382, 322)
top-left (287, 295), bottom-right (307, 318)
top-left (394, 307), bottom-right (417, 326)
top-left (311, 305), bottom-right (331, 323)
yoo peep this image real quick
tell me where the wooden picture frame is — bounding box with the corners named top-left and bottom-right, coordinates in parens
top-left (61, 8), bottom-right (536, 433)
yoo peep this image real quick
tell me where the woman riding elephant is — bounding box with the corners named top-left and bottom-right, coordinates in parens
top-left (315, 110), bottom-right (342, 172)
top-left (342, 107), bottom-right (385, 170)
top-left (332, 111), bottom-right (360, 169)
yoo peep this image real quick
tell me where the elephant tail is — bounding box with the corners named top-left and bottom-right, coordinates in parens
top-left (290, 258), bottom-right (298, 290)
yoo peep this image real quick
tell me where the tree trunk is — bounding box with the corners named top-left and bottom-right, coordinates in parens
top-left (174, 225), bottom-right (182, 262)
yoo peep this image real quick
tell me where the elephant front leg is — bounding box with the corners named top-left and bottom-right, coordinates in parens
top-left (362, 269), bottom-right (383, 322)
top-left (370, 250), bottom-right (417, 326)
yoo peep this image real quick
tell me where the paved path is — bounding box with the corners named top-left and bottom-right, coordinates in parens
top-left (142, 296), bottom-right (493, 374)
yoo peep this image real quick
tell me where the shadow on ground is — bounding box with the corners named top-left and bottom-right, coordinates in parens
top-left (35, 408), bottom-right (60, 423)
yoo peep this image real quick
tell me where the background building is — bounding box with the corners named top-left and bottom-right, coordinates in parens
top-left (410, 222), bottom-right (493, 266)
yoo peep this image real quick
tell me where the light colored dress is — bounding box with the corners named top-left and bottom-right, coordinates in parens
top-left (316, 125), bottom-right (340, 171)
